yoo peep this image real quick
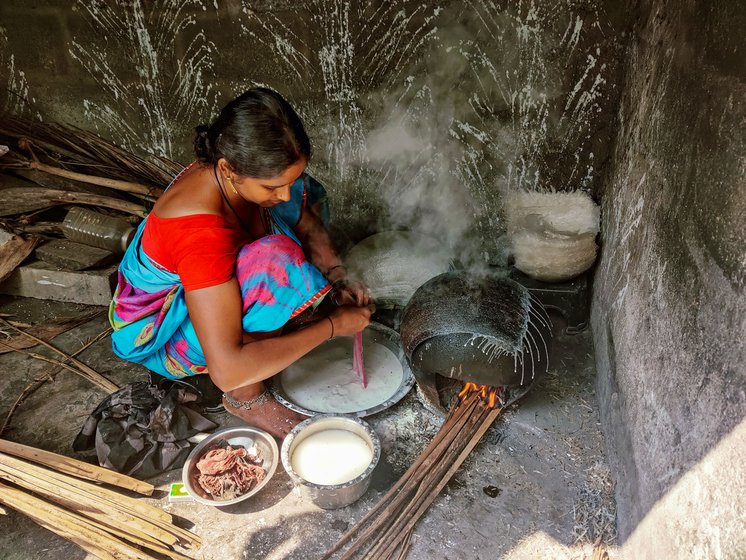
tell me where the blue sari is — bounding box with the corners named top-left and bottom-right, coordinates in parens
top-left (109, 170), bottom-right (330, 379)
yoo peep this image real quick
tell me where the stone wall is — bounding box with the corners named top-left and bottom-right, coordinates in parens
top-left (0, 0), bottom-right (629, 257)
top-left (591, 0), bottom-right (746, 557)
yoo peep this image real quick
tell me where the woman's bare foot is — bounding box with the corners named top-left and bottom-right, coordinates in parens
top-left (223, 384), bottom-right (306, 440)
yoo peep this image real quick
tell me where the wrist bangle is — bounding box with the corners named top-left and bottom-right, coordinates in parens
top-left (326, 316), bottom-right (335, 339)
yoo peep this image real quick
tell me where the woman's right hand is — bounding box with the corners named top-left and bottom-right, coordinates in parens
top-left (328, 304), bottom-right (375, 337)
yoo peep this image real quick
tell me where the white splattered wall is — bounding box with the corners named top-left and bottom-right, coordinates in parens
top-left (0, 0), bottom-right (629, 261)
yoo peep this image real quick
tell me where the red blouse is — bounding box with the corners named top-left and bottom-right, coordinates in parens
top-left (141, 213), bottom-right (252, 291)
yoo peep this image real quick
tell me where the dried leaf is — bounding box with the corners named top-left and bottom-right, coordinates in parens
top-left (0, 310), bottom-right (104, 354)
top-left (0, 230), bottom-right (38, 283)
top-left (0, 117), bottom-right (182, 188)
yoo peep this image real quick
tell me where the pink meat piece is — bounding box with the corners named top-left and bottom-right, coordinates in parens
top-left (198, 462), bottom-right (266, 500)
top-left (196, 446), bottom-right (248, 475)
top-left (195, 443), bottom-right (266, 500)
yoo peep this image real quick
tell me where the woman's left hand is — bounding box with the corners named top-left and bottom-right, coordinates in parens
top-left (332, 278), bottom-right (372, 307)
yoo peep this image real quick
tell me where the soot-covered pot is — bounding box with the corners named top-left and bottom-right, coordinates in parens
top-left (400, 271), bottom-right (552, 388)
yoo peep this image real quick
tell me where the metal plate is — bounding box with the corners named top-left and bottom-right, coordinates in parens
top-left (181, 426), bottom-right (279, 507)
top-left (269, 322), bottom-right (414, 418)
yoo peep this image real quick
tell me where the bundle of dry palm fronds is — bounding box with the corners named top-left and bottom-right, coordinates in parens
top-left (0, 116), bottom-right (181, 191)
top-left (0, 116), bottom-right (184, 223)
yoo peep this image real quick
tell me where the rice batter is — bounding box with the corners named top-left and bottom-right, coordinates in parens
top-left (279, 336), bottom-right (403, 414)
top-left (291, 429), bottom-right (373, 485)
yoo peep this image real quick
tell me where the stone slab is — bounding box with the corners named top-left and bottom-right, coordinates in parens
top-left (35, 239), bottom-right (115, 271)
top-left (0, 260), bottom-right (117, 306)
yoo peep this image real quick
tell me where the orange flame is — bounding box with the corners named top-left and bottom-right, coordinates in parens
top-left (458, 382), bottom-right (501, 409)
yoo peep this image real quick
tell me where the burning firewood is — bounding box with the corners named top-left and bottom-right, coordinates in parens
top-left (322, 383), bottom-right (507, 560)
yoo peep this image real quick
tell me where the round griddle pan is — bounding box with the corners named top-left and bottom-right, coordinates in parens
top-left (400, 271), bottom-right (552, 388)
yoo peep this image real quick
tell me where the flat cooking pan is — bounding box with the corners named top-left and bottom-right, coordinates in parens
top-left (400, 271), bottom-right (552, 388)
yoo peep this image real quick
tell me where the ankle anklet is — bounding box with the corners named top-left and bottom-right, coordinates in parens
top-left (223, 390), bottom-right (269, 410)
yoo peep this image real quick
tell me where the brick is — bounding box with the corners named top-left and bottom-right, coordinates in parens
top-left (35, 239), bottom-right (114, 271)
top-left (0, 259), bottom-right (117, 306)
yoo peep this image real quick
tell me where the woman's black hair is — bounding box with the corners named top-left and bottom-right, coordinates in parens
top-left (194, 87), bottom-right (311, 178)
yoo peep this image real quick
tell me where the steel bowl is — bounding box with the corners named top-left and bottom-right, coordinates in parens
top-left (181, 426), bottom-right (279, 507)
top-left (281, 415), bottom-right (381, 510)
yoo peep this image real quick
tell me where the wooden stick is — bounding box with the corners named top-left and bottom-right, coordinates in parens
top-left (0, 318), bottom-right (118, 393)
top-left (321, 396), bottom-right (478, 560)
top-left (28, 160), bottom-right (164, 197)
top-left (0, 439), bottom-right (152, 495)
top-left (0, 460), bottom-right (173, 547)
top-left (333, 397), bottom-right (482, 560)
top-left (0, 482), bottom-right (155, 560)
top-left (0, 309), bottom-right (105, 355)
top-left (361, 406), bottom-right (488, 560)
top-left (85, 518), bottom-right (195, 560)
top-left (376, 407), bottom-right (503, 559)
top-left (12, 221), bottom-right (63, 236)
top-left (395, 528), bottom-right (413, 560)
top-left (0, 342), bottom-right (119, 393)
top-left (0, 452), bottom-right (169, 523)
top-left (0, 452), bottom-right (201, 549)
top-left (0, 186), bottom-right (147, 217)
top-left (0, 327), bottom-right (113, 437)
top-left (45, 497), bottom-right (195, 560)
top-left (364, 409), bottom-right (490, 560)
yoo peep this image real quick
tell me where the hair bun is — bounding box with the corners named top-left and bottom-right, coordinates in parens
top-left (194, 124), bottom-right (212, 162)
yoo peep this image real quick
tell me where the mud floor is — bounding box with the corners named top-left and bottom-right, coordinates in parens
top-left (0, 296), bottom-right (618, 560)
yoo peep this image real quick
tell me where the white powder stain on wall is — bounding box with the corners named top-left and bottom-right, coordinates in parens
top-left (443, 0), bottom-right (613, 260)
top-left (69, 0), bottom-right (218, 160)
top-left (601, 52), bottom-right (675, 312)
top-left (239, 0), bottom-right (440, 189)
top-left (58, 0), bottom-right (615, 264)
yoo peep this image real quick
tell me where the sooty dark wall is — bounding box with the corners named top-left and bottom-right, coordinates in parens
top-left (0, 0), bottom-right (629, 258)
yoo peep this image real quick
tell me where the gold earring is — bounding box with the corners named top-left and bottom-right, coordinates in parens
top-left (226, 176), bottom-right (239, 195)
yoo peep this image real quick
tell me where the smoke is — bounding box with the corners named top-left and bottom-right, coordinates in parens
top-left (353, 0), bottom-right (614, 267)
top-left (362, 105), bottom-right (482, 267)
top-left (234, 0), bottom-right (617, 267)
top-left (353, 12), bottom-right (508, 270)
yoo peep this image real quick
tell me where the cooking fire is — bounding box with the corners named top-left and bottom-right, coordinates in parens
top-left (458, 381), bottom-right (504, 409)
